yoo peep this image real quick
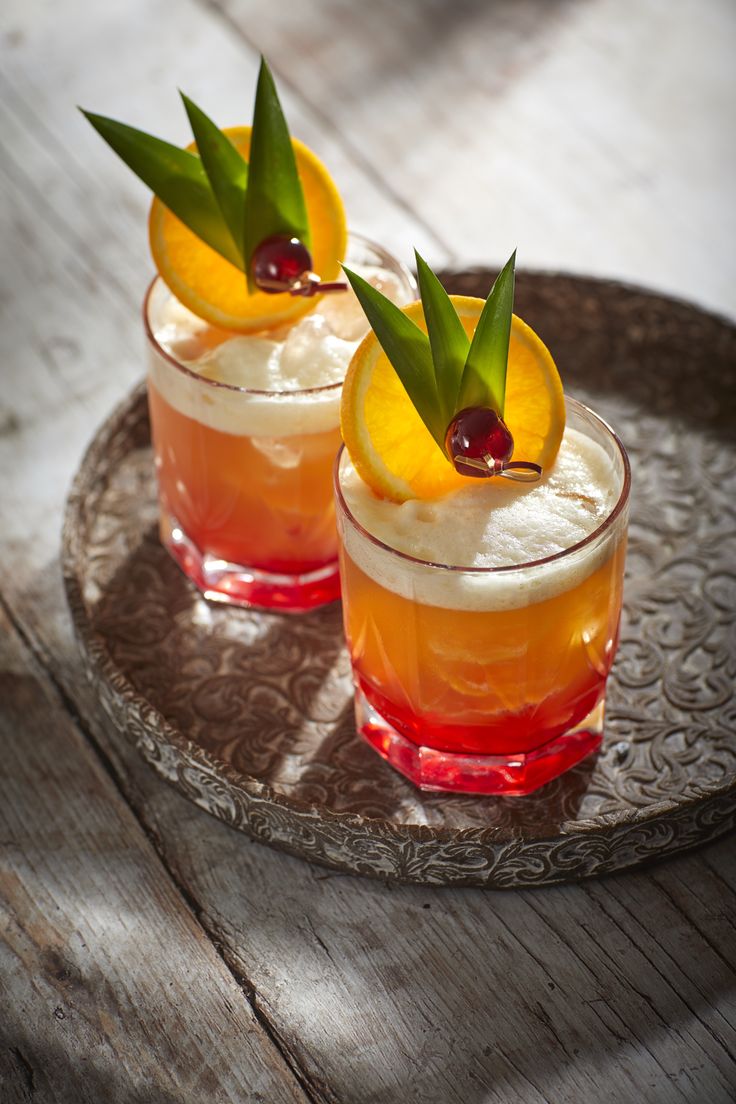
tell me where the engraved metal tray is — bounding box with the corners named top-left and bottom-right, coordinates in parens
top-left (62, 271), bottom-right (736, 888)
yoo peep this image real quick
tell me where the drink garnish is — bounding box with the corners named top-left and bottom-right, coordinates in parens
top-left (242, 61), bottom-right (311, 294)
top-left (81, 59), bottom-right (347, 331)
top-left (340, 258), bottom-right (564, 503)
top-left (343, 252), bottom-right (547, 492)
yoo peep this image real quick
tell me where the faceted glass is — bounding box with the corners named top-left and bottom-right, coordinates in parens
top-left (145, 234), bottom-right (415, 612)
top-left (335, 398), bottom-right (630, 794)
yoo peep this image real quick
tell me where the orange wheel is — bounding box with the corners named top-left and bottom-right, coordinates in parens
top-left (149, 127), bottom-right (347, 332)
top-left (341, 297), bottom-right (565, 501)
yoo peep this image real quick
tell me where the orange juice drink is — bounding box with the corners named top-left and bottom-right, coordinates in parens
top-left (145, 235), bottom-right (414, 611)
top-left (335, 399), bottom-right (630, 794)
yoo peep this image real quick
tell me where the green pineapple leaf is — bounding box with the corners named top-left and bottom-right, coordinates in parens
top-left (179, 92), bottom-right (248, 265)
top-left (456, 250), bottom-right (516, 417)
top-left (80, 109), bottom-right (242, 269)
top-left (343, 266), bottom-right (446, 448)
top-left (243, 58), bottom-right (310, 292)
top-left (414, 250), bottom-right (469, 428)
top-left (346, 253), bottom-right (519, 459)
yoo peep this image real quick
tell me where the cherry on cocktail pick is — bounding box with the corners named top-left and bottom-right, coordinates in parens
top-left (251, 234), bottom-right (347, 297)
top-left (444, 407), bottom-right (542, 482)
top-left (252, 235), bottom-right (312, 292)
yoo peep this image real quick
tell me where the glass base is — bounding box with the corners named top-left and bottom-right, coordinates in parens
top-left (161, 514), bottom-right (340, 613)
top-left (354, 686), bottom-right (604, 795)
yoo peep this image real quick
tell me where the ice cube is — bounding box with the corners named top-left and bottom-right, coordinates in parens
top-left (280, 313), bottom-right (355, 387)
top-left (249, 436), bottom-right (302, 468)
top-left (196, 336), bottom-right (280, 390)
top-left (319, 271), bottom-right (405, 341)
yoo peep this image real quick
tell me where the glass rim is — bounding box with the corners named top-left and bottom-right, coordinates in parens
top-left (333, 396), bottom-right (631, 576)
top-left (142, 230), bottom-right (417, 399)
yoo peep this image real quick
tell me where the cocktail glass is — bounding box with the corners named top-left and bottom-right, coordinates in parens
top-left (334, 398), bottom-right (630, 795)
top-left (145, 233), bottom-right (415, 612)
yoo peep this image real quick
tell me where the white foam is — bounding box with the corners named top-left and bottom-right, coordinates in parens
top-left (338, 427), bottom-right (625, 611)
top-left (147, 267), bottom-right (408, 437)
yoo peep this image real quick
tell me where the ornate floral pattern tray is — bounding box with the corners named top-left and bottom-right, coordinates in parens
top-left (62, 271), bottom-right (736, 888)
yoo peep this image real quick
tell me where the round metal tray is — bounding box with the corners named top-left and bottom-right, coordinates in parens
top-left (62, 271), bottom-right (736, 887)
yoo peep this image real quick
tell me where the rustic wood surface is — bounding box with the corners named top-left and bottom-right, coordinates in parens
top-left (1, 1), bottom-right (735, 1102)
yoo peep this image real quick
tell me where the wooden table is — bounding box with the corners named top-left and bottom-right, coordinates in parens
top-left (2, 2), bottom-right (735, 1101)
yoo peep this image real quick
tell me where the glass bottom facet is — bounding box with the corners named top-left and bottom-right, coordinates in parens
top-left (161, 512), bottom-right (340, 613)
top-left (354, 684), bottom-right (605, 795)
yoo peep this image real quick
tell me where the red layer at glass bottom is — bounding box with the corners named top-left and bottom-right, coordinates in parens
top-left (162, 513), bottom-right (340, 613)
top-left (354, 682), bottom-right (604, 795)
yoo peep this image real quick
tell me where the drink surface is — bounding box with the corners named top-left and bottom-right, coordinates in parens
top-left (149, 266), bottom-right (406, 437)
top-left (338, 426), bottom-right (622, 612)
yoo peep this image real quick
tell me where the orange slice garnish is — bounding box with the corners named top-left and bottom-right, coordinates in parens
top-left (341, 296), bottom-right (565, 501)
top-left (149, 126), bottom-right (347, 333)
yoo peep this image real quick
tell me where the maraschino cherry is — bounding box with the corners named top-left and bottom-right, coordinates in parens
top-left (251, 234), bottom-right (347, 297)
top-left (252, 235), bottom-right (312, 292)
top-left (445, 406), bottom-right (542, 481)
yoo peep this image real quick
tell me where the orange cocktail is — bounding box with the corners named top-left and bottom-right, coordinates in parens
top-left (147, 382), bottom-right (340, 575)
top-left (86, 63), bottom-right (418, 611)
top-left (145, 235), bottom-right (415, 611)
top-left (335, 399), bottom-right (630, 794)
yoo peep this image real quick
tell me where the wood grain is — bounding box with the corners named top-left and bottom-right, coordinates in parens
top-left (7, 639), bottom-right (732, 1104)
top-left (119, 757), bottom-right (736, 1104)
top-left (5, 458), bottom-right (736, 1102)
top-left (2, 0), bottom-right (735, 1101)
top-left (215, 0), bottom-right (736, 319)
top-left (0, 604), bottom-right (309, 1104)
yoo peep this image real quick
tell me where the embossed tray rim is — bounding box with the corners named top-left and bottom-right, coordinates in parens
top-left (61, 271), bottom-right (736, 886)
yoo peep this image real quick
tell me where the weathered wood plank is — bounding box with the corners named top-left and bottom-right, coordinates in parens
top-left (2, 1), bottom-right (735, 1102)
top-left (4, 532), bottom-right (735, 1103)
top-left (13, 653), bottom-right (734, 1104)
top-left (0, 0), bottom-right (444, 298)
top-left (0, 603), bottom-right (310, 1104)
top-left (0, 0), bottom-right (445, 537)
top-left (213, 0), bottom-right (736, 319)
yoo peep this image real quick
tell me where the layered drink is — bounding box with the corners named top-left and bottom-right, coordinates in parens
top-left (336, 252), bottom-right (630, 794)
top-left (336, 399), bottom-right (629, 793)
top-left (86, 60), bottom-right (406, 609)
top-left (146, 235), bottom-right (413, 610)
